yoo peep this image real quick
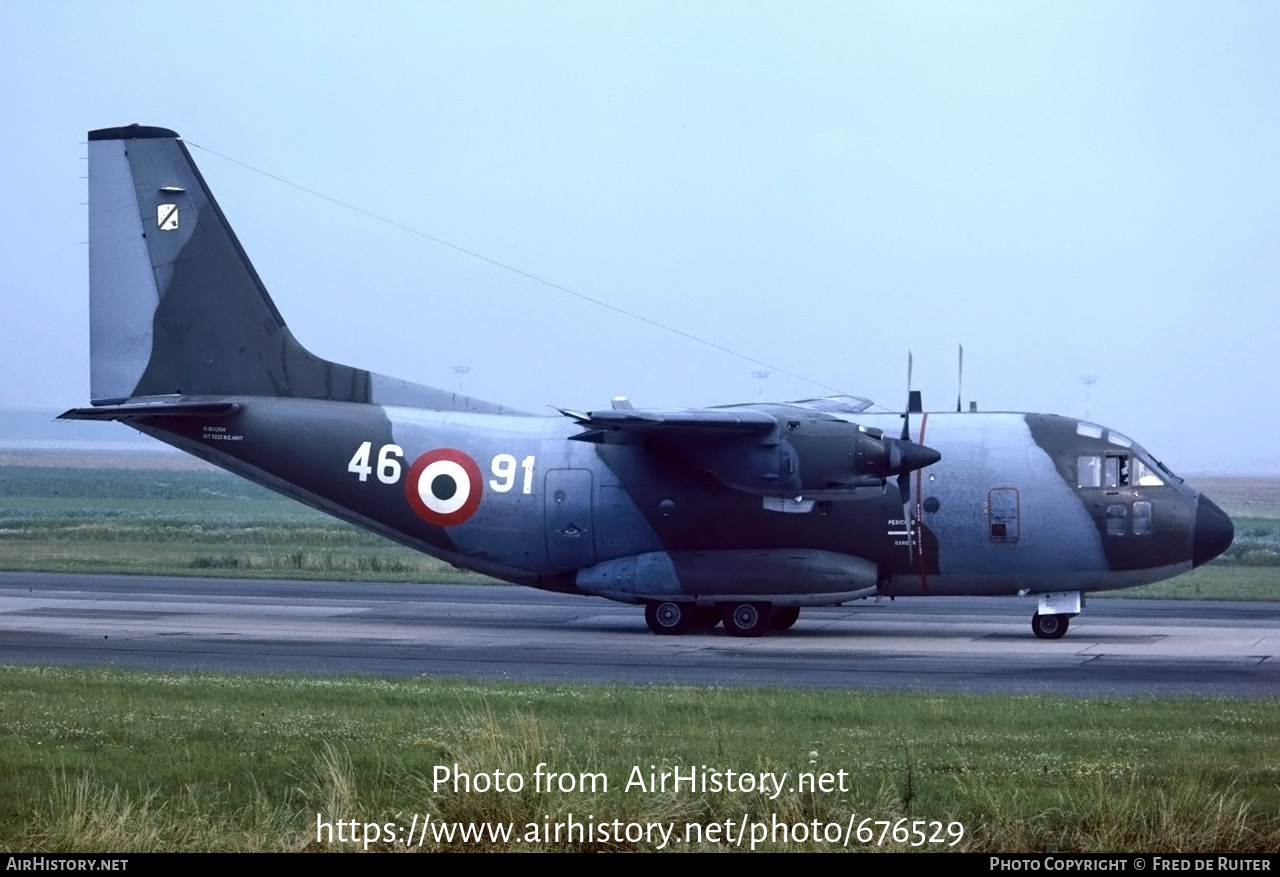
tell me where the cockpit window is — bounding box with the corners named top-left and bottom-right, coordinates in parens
top-left (1080, 451), bottom-right (1166, 489)
top-left (1078, 455), bottom-right (1102, 488)
top-left (1103, 454), bottom-right (1130, 488)
top-left (1151, 455), bottom-right (1182, 484)
top-left (1134, 459), bottom-right (1164, 487)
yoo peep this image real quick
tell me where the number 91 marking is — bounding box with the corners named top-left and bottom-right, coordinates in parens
top-left (348, 443), bottom-right (535, 495)
top-left (489, 454), bottom-right (535, 494)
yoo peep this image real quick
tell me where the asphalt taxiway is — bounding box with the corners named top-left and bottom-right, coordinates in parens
top-left (1, 571), bottom-right (1276, 696)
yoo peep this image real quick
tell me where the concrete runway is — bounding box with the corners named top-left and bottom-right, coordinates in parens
top-left (1, 571), bottom-right (1276, 696)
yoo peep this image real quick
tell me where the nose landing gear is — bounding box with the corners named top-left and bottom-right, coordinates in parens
top-left (1031, 591), bottom-right (1082, 640)
top-left (1031, 612), bottom-right (1070, 639)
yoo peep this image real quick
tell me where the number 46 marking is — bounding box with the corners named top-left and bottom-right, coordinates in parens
top-left (347, 442), bottom-right (403, 484)
top-left (347, 443), bottom-right (535, 494)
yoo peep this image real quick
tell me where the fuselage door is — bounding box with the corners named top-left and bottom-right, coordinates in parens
top-left (545, 469), bottom-right (595, 570)
top-left (987, 487), bottom-right (1021, 544)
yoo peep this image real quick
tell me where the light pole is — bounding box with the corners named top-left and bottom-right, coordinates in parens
top-left (453, 365), bottom-right (471, 393)
top-left (752, 370), bottom-right (770, 402)
top-left (1079, 375), bottom-right (1098, 420)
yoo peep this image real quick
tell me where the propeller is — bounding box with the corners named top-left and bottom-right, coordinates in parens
top-left (895, 351), bottom-right (931, 504)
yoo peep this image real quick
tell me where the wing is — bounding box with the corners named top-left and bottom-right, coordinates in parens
top-left (559, 404), bottom-right (938, 500)
top-left (559, 406), bottom-right (776, 438)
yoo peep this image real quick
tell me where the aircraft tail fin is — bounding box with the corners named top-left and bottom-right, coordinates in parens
top-left (87, 125), bottom-right (374, 404)
top-left (85, 125), bottom-right (516, 413)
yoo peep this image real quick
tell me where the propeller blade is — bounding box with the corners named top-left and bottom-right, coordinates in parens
top-left (895, 349), bottom-right (936, 565)
top-left (899, 470), bottom-right (916, 563)
top-left (901, 351), bottom-right (913, 441)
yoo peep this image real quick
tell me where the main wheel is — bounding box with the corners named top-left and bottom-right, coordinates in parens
top-left (1031, 612), bottom-right (1069, 640)
top-left (770, 606), bottom-right (801, 631)
top-left (645, 601), bottom-right (692, 635)
top-left (721, 602), bottom-right (774, 637)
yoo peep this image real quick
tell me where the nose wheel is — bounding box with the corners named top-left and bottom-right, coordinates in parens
top-left (1031, 612), bottom-right (1070, 640)
top-left (1032, 592), bottom-right (1082, 640)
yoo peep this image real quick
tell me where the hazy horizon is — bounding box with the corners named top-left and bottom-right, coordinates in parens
top-left (4, 2), bottom-right (1276, 474)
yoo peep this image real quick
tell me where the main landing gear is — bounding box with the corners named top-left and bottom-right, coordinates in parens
top-left (770, 606), bottom-right (801, 631)
top-left (642, 601), bottom-right (799, 637)
top-left (722, 602), bottom-right (773, 637)
top-left (644, 601), bottom-right (692, 635)
top-left (1031, 591), bottom-right (1083, 640)
top-left (643, 601), bottom-right (723, 635)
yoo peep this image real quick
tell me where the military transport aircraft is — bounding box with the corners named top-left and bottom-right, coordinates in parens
top-left (63, 125), bottom-right (1234, 639)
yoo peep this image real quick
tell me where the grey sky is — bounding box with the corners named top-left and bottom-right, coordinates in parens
top-left (3, 1), bottom-right (1277, 472)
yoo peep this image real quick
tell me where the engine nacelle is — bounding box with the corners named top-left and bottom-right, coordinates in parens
top-left (665, 416), bottom-right (940, 498)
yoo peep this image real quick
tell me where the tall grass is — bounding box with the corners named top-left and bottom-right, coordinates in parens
top-left (3, 667), bottom-right (1277, 852)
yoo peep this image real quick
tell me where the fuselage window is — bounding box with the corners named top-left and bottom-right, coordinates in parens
top-left (1106, 503), bottom-right (1127, 536)
top-left (1132, 501), bottom-right (1152, 535)
top-left (1078, 455), bottom-right (1102, 488)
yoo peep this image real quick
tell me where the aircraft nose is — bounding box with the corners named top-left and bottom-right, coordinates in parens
top-left (1191, 494), bottom-right (1234, 568)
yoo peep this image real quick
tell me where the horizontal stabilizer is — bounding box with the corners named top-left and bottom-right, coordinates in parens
top-left (59, 399), bottom-right (240, 421)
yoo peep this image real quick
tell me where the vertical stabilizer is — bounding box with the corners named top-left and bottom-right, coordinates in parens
top-left (88, 125), bottom-right (373, 403)
top-left (86, 125), bottom-right (517, 413)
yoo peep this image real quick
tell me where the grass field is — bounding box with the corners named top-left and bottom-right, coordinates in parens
top-left (2, 666), bottom-right (1277, 853)
top-left (0, 461), bottom-right (495, 583)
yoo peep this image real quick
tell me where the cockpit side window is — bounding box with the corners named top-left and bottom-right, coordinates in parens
top-left (1079, 452), bottom-right (1164, 489)
top-left (1134, 459), bottom-right (1164, 487)
top-left (1078, 455), bottom-right (1102, 488)
top-left (1103, 454), bottom-right (1130, 488)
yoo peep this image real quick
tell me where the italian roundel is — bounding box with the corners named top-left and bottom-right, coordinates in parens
top-left (405, 449), bottom-right (483, 527)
